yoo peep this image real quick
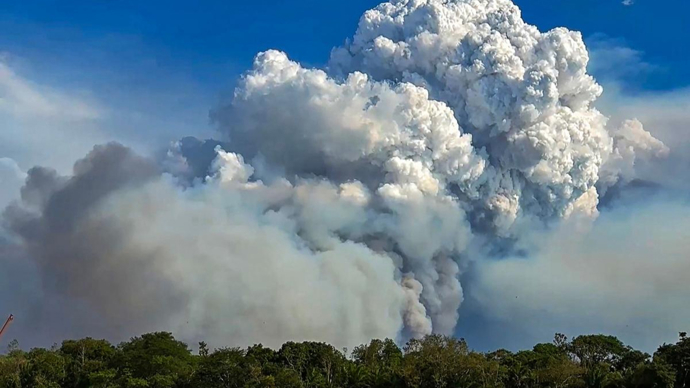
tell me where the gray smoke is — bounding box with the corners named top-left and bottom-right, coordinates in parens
top-left (466, 196), bottom-right (690, 352)
top-left (1, 0), bottom-right (676, 350)
top-left (4, 144), bottom-right (414, 349)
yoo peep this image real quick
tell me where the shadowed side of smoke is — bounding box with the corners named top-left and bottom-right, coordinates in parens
top-left (160, 137), bottom-right (229, 184)
top-left (2, 143), bottom-right (418, 349)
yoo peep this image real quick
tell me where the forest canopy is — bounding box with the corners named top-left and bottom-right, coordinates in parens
top-left (1, 331), bottom-right (688, 388)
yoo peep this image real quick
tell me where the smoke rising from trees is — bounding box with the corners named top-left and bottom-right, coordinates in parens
top-left (0, 0), bottom-right (684, 351)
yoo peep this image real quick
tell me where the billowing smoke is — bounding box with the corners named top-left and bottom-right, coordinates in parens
top-left (1, 0), bottom-right (674, 350)
top-left (4, 144), bottom-right (418, 348)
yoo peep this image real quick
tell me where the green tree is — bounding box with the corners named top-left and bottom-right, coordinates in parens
top-left (569, 335), bottom-right (628, 369)
top-left (192, 347), bottom-right (247, 388)
top-left (277, 341), bottom-right (346, 386)
top-left (351, 338), bottom-right (403, 387)
top-left (0, 328), bottom-right (684, 388)
top-left (59, 338), bottom-right (115, 388)
top-left (655, 333), bottom-right (690, 388)
top-left (21, 348), bottom-right (67, 388)
top-left (114, 332), bottom-right (194, 388)
top-left (402, 334), bottom-right (487, 388)
top-left (627, 361), bottom-right (675, 388)
top-left (0, 347), bottom-right (26, 388)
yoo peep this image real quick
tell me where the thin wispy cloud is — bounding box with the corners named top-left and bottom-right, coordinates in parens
top-left (588, 35), bottom-right (657, 79)
top-left (0, 59), bottom-right (110, 174)
top-left (0, 61), bottom-right (101, 120)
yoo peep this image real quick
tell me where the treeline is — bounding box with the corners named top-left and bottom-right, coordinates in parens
top-left (1, 331), bottom-right (688, 388)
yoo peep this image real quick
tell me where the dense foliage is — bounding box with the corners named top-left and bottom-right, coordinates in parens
top-left (1, 331), bottom-right (688, 388)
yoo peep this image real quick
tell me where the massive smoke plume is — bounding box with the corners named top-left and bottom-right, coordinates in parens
top-left (1, 0), bottom-right (678, 350)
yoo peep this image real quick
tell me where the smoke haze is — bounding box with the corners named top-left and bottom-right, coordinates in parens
top-left (0, 0), bottom-right (687, 352)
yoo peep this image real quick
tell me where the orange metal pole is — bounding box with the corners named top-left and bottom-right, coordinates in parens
top-left (0, 314), bottom-right (14, 342)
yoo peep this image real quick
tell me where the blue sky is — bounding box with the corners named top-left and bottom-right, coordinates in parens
top-left (1, 0), bottom-right (688, 93)
top-left (1, 0), bottom-right (685, 173)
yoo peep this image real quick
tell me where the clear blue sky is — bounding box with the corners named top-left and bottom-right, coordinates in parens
top-left (0, 0), bottom-right (687, 93)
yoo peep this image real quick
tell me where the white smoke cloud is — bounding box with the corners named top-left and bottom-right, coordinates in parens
top-left (454, 29), bottom-right (688, 354)
top-left (1, 0), bottom-right (677, 351)
top-left (206, 0), bottom-right (665, 342)
top-left (328, 0), bottom-right (664, 225)
top-left (597, 86), bottom-right (690, 194)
